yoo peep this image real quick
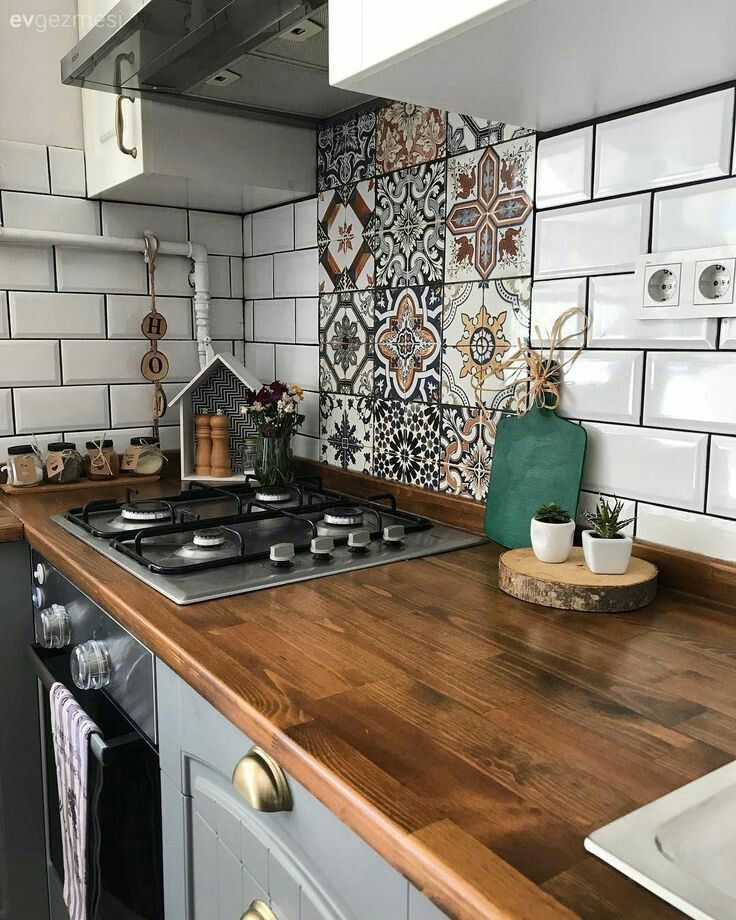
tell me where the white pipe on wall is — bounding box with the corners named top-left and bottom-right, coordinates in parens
top-left (0, 225), bottom-right (213, 368)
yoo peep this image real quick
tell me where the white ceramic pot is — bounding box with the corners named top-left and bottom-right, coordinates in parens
top-left (582, 529), bottom-right (633, 575)
top-left (530, 518), bottom-right (575, 563)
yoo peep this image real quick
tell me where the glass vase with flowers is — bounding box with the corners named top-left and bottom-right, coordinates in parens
top-left (241, 381), bottom-right (305, 488)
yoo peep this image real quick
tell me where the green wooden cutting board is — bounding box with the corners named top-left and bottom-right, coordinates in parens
top-left (484, 404), bottom-right (587, 548)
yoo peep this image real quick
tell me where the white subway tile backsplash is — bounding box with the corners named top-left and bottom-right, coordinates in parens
top-left (294, 198), bottom-right (317, 249)
top-left (0, 390), bottom-right (12, 436)
top-left (209, 299), bottom-right (244, 339)
top-left (109, 383), bottom-right (180, 428)
top-left (244, 256), bottom-right (273, 299)
top-left (154, 255), bottom-right (194, 297)
top-left (9, 292), bottom-right (105, 339)
top-left (48, 147), bottom-right (86, 198)
top-left (0, 340), bottom-right (60, 386)
top-left (652, 177), bottom-right (736, 251)
top-left (536, 128), bottom-right (593, 208)
top-left (582, 421), bottom-right (707, 511)
top-left (252, 204), bottom-right (294, 255)
top-left (101, 202), bottom-right (188, 242)
top-left (14, 385), bottom-right (108, 434)
top-left (295, 297), bottom-right (318, 344)
top-left (230, 258), bottom-right (244, 298)
top-left (56, 249), bottom-right (146, 294)
top-left (273, 249), bottom-right (317, 298)
top-left (0, 245), bottom-right (54, 291)
top-left (189, 211), bottom-right (242, 256)
top-left (300, 390), bottom-right (319, 437)
top-left (244, 343), bottom-right (275, 381)
top-left (61, 340), bottom-right (199, 384)
top-left (707, 435), bottom-right (736, 519)
top-left (2, 191), bottom-right (100, 235)
top-left (577, 491), bottom-right (636, 537)
top-left (595, 90), bottom-right (734, 198)
top-left (157, 426), bottom-right (181, 451)
top-left (244, 301), bottom-right (254, 341)
top-left (588, 275), bottom-right (717, 349)
top-left (275, 344), bottom-right (319, 390)
top-left (243, 215), bottom-right (253, 257)
top-left (107, 295), bottom-right (193, 339)
top-left (0, 140), bottom-right (49, 193)
top-left (644, 352), bottom-right (736, 435)
top-left (637, 504), bottom-right (736, 562)
top-left (293, 433), bottom-right (319, 461)
top-left (559, 351), bottom-right (643, 424)
top-left (209, 256), bottom-right (232, 298)
top-left (0, 292), bottom-right (8, 338)
top-left (254, 299), bottom-right (295, 343)
top-left (534, 195), bottom-right (650, 279)
top-left (720, 319), bottom-right (736, 348)
top-left (530, 278), bottom-right (586, 346)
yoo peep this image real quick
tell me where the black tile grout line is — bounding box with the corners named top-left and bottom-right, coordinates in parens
top-left (45, 146), bottom-right (52, 195)
top-left (638, 351), bottom-right (647, 426)
top-left (578, 488), bottom-right (736, 527)
top-left (704, 433), bottom-right (713, 515)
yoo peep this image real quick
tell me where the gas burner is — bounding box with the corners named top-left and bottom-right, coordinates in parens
top-left (323, 506), bottom-right (364, 527)
top-left (192, 528), bottom-right (227, 548)
top-left (121, 501), bottom-right (172, 523)
top-left (176, 528), bottom-right (234, 561)
top-left (255, 487), bottom-right (291, 503)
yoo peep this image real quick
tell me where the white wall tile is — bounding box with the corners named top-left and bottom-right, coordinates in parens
top-left (0, 245), bottom-right (54, 291)
top-left (294, 198), bottom-right (317, 249)
top-left (244, 301), bottom-right (254, 341)
top-left (48, 147), bottom-right (86, 198)
top-left (209, 299), bottom-right (244, 339)
top-left (243, 215), bottom-right (253, 257)
top-left (254, 299), bottom-right (295, 343)
top-left (244, 256), bottom-right (273, 299)
top-left (293, 433), bottom-right (319, 460)
top-left (101, 202), bottom-right (188, 242)
top-left (299, 390), bottom-right (319, 437)
top-left (107, 295), bottom-right (193, 339)
top-left (637, 504), bottom-right (736, 562)
top-left (157, 426), bottom-right (181, 451)
top-left (252, 204), bottom-right (294, 255)
top-left (559, 351), bottom-right (643, 424)
top-left (61, 340), bottom-right (199, 384)
top-left (274, 248), bottom-right (318, 298)
top-left (534, 195), bottom-right (650, 279)
top-left (0, 140), bottom-right (49, 193)
top-left (230, 258), bottom-right (244, 298)
top-left (295, 297), bottom-right (318, 344)
top-left (720, 318), bottom-right (736, 348)
top-left (209, 256), bottom-right (232, 298)
top-left (577, 491), bottom-right (636, 537)
top-left (189, 211), bottom-right (242, 256)
top-left (644, 352), bottom-right (736, 435)
top-left (588, 275), bottom-right (717, 349)
top-left (275, 344), bottom-right (318, 390)
top-left (652, 177), bottom-right (736, 251)
top-left (9, 292), bottom-right (105, 339)
top-left (66, 428), bottom-right (152, 454)
top-left (595, 90), bottom-right (734, 198)
top-left (530, 278), bottom-right (586, 346)
top-left (0, 433), bottom-right (61, 464)
top-left (536, 127), bottom-right (593, 208)
top-left (109, 383), bottom-right (180, 428)
top-left (153, 255), bottom-right (194, 297)
top-left (0, 292), bottom-right (9, 338)
top-left (56, 249), bottom-right (146, 294)
top-left (0, 340), bottom-right (60, 386)
top-left (244, 343), bottom-right (275, 381)
top-left (2, 191), bottom-right (100, 235)
top-left (708, 435), bottom-right (736, 519)
top-left (582, 421), bottom-right (707, 511)
top-left (14, 385), bottom-right (108, 434)
top-left (0, 389), bottom-right (12, 436)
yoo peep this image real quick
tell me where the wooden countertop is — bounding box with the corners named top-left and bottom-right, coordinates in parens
top-left (0, 504), bottom-right (23, 542)
top-left (4, 480), bottom-right (735, 919)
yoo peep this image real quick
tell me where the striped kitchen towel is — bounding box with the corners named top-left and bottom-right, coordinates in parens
top-left (50, 682), bottom-right (103, 920)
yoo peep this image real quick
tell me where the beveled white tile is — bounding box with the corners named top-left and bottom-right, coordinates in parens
top-left (0, 340), bottom-right (60, 385)
top-left (0, 389), bottom-right (12, 435)
top-left (107, 295), bottom-right (193, 339)
top-left (9, 292), bottom-right (105, 339)
top-left (582, 421), bottom-right (707, 511)
top-left (244, 301), bottom-right (254, 341)
top-left (0, 245), bottom-right (54, 291)
top-left (189, 210), bottom-right (242, 256)
top-left (299, 390), bottom-right (319, 437)
top-left (61, 340), bottom-right (199, 384)
top-left (588, 275), bottom-right (717, 349)
top-left (530, 278), bottom-right (587, 346)
top-left (101, 202), bottom-right (188, 242)
top-left (209, 256), bottom-right (232, 298)
top-left (644, 352), bottom-right (736, 434)
top-left (708, 435), bottom-right (736, 518)
top-left (230, 258), bottom-right (244, 298)
top-left (293, 433), bottom-right (319, 460)
top-left (209, 299), bottom-right (244, 339)
top-left (66, 428), bottom-right (152, 454)
top-left (294, 198), bottom-right (317, 250)
top-left (0, 140), bottom-right (49, 193)
top-left (577, 490), bottom-right (636, 537)
top-left (157, 426), bottom-right (181, 451)
top-left (56, 249), bottom-right (146, 294)
top-left (559, 351), bottom-right (643, 424)
top-left (244, 343), bottom-right (275, 381)
top-left (153, 255), bottom-right (194, 297)
top-left (534, 195), bottom-right (650, 279)
top-left (0, 292), bottom-right (8, 338)
top-left (48, 147), bottom-right (86, 197)
top-left (244, 255), bottom-right (273, 299)
top-left (252, 204), bottom-right (294, 255)
top-left (2, 191), bottom-right (99, 235)
top-left (536, 128), bottom-right (593, 208)
top-left (243, 215), bottom-right (253, 257)
top-left (637, 504), bottom-right (736, 562)
top-left (212, 340), bottom-right (234, 357)
top-left (254, 299), bottom-right (295, 343)
top-left (14, 385), bottom-right (108, 434)
top-left (273, 249), bottom-right (317, 298)
top-left (595, 90), bottom-right (734, 198)
top-left (109, 383), bottom-right (180, 428)
top-left (0, 433), bottom-right (61, 464)
top-left (275, 343), bottom-right (318, 390)
top-left (295, 297), bottom-right (318, 344)
top-left (653, 177), bottom-right (736, 251)
top-left (721, 318), bottom-right (736, 348)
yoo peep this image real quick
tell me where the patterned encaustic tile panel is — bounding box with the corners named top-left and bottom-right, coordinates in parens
top-left (317, 108), bottom-right (376, 191)
top-left (319, 393), bottom-right (373, 473)
top-left (318, 180), bottom-right (375, 292)
top-left (446, 113), bottom-right (533, 156)
top-left (374, 285), bottom-right (442, 403)
top-left (440, 405), bottom-right (504, 501)
top-left (374, 162), bottom-right (446, 288)
top-left (441, 278), bottom-right (531, 408)
top-left (319, 290), bottom-right (375, 396)
top-left (376, 102), bottom-right (446, 174)
top-left (373, 398), bottom-right (441, 490)
top-left (445, 135), bottom-right (535, 283)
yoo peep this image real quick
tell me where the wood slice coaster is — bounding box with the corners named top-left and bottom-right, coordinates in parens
top-left (0, 474), bottom-right (160, 495)
top-left (499, 547), bottom-right (658, 613)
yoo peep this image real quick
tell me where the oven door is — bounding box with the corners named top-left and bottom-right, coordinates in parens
top-left (31, 645), bottom-right (164, 920)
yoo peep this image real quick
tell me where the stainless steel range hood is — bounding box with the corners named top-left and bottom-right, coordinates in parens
top-left (61, 0), bottom-right (372, 126)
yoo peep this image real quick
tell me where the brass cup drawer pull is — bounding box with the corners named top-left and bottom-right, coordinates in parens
top-left (241, 900), bottom-right (277, 920)
top-left (232, 746), bottom-right (292, 812)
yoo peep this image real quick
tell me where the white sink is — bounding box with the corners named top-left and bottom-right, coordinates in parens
top-left (585, 760), bottom-right (736, 920)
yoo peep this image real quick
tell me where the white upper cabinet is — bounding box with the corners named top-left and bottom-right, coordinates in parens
top-left (330, 0), bottom-right (736, 131)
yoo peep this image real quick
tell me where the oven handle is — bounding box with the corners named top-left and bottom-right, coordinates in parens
top-left (28, 645), bottom-right (145, 766)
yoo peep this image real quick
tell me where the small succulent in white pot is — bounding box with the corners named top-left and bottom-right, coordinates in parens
top-left (530, 503), bottom-right (575, 564)
top-left (582, 496), bottom-right (635, 575)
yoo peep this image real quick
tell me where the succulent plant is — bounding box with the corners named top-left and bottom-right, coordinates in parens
top-left (534, 502), bottom-right (572, 524)
top-left (583, 495), bottom-right (634, 539)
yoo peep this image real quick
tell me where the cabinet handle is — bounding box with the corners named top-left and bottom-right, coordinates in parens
top-left (232, 746), bottom-right (292, 813)
top-left (240, 900), bottom-right (277, 920)
top-left (115, 94), bottom-right (138, 159)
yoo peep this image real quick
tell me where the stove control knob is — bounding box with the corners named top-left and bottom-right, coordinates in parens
top-left (32, 586), bottom-right (46, 609)
top-left (311, 536), bottom-right (334, 561)
top-left (383, 525), bottom-right (405, 546)
top-left (270, 542), bottom-right (295, 567)
top-left (33, 562), bottom-right (48, 585)
top-left (39, 604), bottom-right (71, 649)
top-left (71, 640), bottom-right (111, 691)
top-left (348, 530), bottom-right (371, 553)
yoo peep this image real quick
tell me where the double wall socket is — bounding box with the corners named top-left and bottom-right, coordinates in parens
top-left (636, 245), bottom-right (736, 319)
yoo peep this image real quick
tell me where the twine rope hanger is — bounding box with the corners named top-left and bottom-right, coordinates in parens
top-left (143, 232), bottom-right (167, 440)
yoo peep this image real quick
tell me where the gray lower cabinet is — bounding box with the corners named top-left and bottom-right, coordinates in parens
top-left (157, 662), bottom-right (448, 920)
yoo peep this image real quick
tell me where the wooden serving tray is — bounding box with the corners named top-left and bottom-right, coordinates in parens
top-left (499, 547), bottom-right (658, 613)
top-left (0, 474), bottom-right (160, 495)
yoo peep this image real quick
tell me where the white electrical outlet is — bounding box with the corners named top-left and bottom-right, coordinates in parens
top-left (643, 263), bottom-right (681, 307)
top-left (636, 245), bottom-right (736, 319)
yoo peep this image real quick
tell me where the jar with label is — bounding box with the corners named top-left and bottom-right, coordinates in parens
top-left (85, 440), bottom-right (120, 480)
top-left (121, 437), bottom-right (164, 476)
top-left (3, 444), bottom-right (44, 487)
top-left (45, 442), bottom-right (84, 484)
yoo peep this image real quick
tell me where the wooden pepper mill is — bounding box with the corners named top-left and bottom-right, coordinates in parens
top-left (209, 413), bottom-right (231, 478)
top-left (194, 414), bottom-right (213, 476)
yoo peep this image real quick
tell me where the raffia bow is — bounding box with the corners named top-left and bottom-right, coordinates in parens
top-left (89, 436), bottom-right (113, 476)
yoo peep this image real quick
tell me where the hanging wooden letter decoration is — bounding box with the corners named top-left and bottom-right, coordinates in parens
top-left (142, 234), bottom-right (169, 429)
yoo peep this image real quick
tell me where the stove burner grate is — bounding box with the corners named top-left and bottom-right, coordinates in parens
top-left (322, 506), bottom-right (364, 527)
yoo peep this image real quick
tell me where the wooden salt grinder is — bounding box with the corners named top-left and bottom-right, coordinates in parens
top-left (209, 414), bottom-right (231, 478)
top-left (194, 414), bottom-right (213, 476)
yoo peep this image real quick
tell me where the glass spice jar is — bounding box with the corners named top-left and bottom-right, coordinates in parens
top-left (85, 439), bottom-right (120, 480)
top-left (45, 441), bottom-right (84, 484)
top-left (3, 444), bottom-right (44, 487)
top-left (121, 436), bottom-right (164, 476)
